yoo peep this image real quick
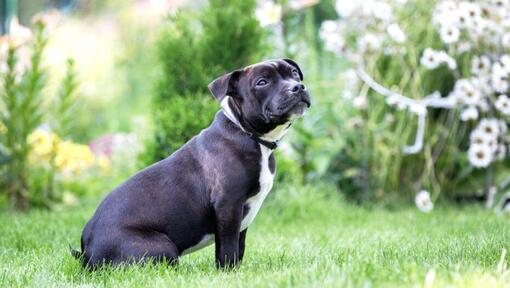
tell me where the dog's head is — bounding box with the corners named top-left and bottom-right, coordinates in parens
top-left (208, 59), bottom-right (311, 135)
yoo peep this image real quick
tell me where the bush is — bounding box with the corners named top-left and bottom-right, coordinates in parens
top-left (150, 94), bottom-right (218, 161)
top-left (147, 0), bottom-right (268, 162)
top-left (0, 20), bottom-right (81, 210)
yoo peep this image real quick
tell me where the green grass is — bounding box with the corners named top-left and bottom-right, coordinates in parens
top-left (1, 184), bottom-right (509, 287)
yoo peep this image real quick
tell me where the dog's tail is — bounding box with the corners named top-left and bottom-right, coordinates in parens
top-left (69, 244), bottom-right (83, 259)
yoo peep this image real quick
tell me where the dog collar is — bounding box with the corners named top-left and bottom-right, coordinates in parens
top-left (220, 97), bottom-right (279, 150)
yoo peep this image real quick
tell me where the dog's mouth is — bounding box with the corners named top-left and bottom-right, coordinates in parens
top-left (267, 96), bottom-right (311, 121)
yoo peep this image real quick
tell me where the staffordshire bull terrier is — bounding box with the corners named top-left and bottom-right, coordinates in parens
top-left (72, 59), bottom-right (311, 269)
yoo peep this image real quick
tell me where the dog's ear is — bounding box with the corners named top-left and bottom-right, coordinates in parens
top-left (283, 58), bottom-right (303, 81)
top-left (208, 70), bottom-right (242, 102)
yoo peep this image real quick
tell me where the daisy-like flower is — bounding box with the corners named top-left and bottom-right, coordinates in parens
top-left (472, 76), bottom-right (493, 96)
top-left (468, 143), bottom-right (494, 168)
top-left (433, 1), bottom-right (459, 28)
top-left (477, 118), bottom-right (500, 139)
top-left (459, 1), bottom-right (482, 22)
top-left (500, 55), bottom-right (510, 74)
top-left (415, 190), bottom-right (433, 213)
top-left (470, 129), bottom-right (486, 145)
top-left (420, 48), bottom-right (442, 69)
top-left (387, 23), bottom-right (406, 43)
top-left (491, 63), bottom-right (509, 93)
top-left (495, 94), bottom-right (510, 115)
top-left (461, 106), bottom-right (479, 121)
top-left (439, 51), bottom-right (457, 70)
top-left (471, 56), bottom-right (491, 76)
top-left (454, 79), bottom-right (481, 105)
top-left (439, 25), bottom-right (460, 44)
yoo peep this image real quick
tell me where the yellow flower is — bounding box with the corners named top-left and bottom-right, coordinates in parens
top-left (55, 140), bottom-right (95, 175)
top-left (97, 155), bottom-right (111, 173)
top-left (28, 130), bottom-right (60, 164)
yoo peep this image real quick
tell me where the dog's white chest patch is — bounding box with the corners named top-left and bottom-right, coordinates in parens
top-left (181, 233), bottom-right (214, 256)
top-left (241, 145), bottom-right (274, 231)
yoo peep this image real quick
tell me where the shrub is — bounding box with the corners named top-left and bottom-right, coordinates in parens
top-left (0, 19), bottom-right (81, 210)
top-left (150, 94), bottom-right (218, 161)
top-left (148, 0), bottom-right (268, 162)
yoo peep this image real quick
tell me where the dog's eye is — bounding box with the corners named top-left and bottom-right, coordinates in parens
top-left (292, 69), bottom-right (299, 77)
top-left (256, 79), bottom-right (268, 86)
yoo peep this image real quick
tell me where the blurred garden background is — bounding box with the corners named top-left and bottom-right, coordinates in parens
top-left (1, 0), bottom-right (510, 286)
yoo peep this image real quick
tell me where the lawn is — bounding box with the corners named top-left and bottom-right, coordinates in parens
top-left (1, 185), bottom-right (509, 287)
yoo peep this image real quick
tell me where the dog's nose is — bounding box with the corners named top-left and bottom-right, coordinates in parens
top-left (291, 84), bottom-right (305, 93)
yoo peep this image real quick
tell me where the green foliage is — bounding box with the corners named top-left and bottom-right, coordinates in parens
top-left (0, 23), bottom-right (79, 210)
top-left (148, 0), bottom-right (268, 162)
top-left (149, 94), bottom-right (218, 161)
top-left (0, 22), bottom-right (48, 210)
top-left (52, 59), bottom-right (79, 138)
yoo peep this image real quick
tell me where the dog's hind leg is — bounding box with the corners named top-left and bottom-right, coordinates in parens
top-left (116, 229), bottom-right (180, 266)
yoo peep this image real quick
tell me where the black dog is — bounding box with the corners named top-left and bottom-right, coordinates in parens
top-left (72, 59), bottom-right (311, 269)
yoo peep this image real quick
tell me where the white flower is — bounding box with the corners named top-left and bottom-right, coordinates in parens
top-left (255, 1), bottom-right (282, 27)
top-left (491, 63), bottom-right (509, 93)
top-left (477, 118), bottom-right (500, 139)
top-left (468, 144), bottom-right (494, 168)
top-left (420, 48), bottom-right (456, 70)
top-left (459, 1), bottom-right (482, 20)
top-left (335, 0), bottom-right (359, 18)
top-left (415, 190), bottom-right (433, 213)
top-left (500, 55), bottom-right (510, 74)
top-left (352, 95), bottom-right (368, 109)
top-left (470, 129), bottom-right (486, 145)
top-left (319, 20), bottom-right (345, 53)
top-left (387, 23), bottom-right (406, 43)
top-left (495, 94), bottom-right (510, 115)
top-left (502, 33), bottom-right (510, 48)
top-left (472, 76), bottom-right (493, 96)
top-left (358, 34), bottom-right (381, 52)
top-left (453, 79), bottom-right (481, 105)
top-left (420, 48), bottom-right (442, 69)
top-left (433, 1), bottom-right (458, 27)
top-left (471, 56), bottom-right (491, 76)
top-left (439, 25), bottom-right (460, 44)
top-left (440, 52), bottom-right (457, 70)
top-left (371, 1), bottom-right (393, 22)
top-left (461, 106), bottom-right (479, 121)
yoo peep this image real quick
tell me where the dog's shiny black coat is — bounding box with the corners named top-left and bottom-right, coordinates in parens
top-left (75, 59), bottom-right (310, 269)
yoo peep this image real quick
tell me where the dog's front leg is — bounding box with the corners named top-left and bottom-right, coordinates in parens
top-left (214, 204), bottom-right (242, 269)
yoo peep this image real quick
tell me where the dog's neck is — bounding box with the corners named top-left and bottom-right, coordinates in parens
top-left (221, 96), bottom-right (293, 144)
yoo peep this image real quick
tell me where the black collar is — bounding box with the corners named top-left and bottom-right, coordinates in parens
top-left (248, 132), bottom-right (279, 150)
top-left (221, 98), bottom-right (278, 150)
